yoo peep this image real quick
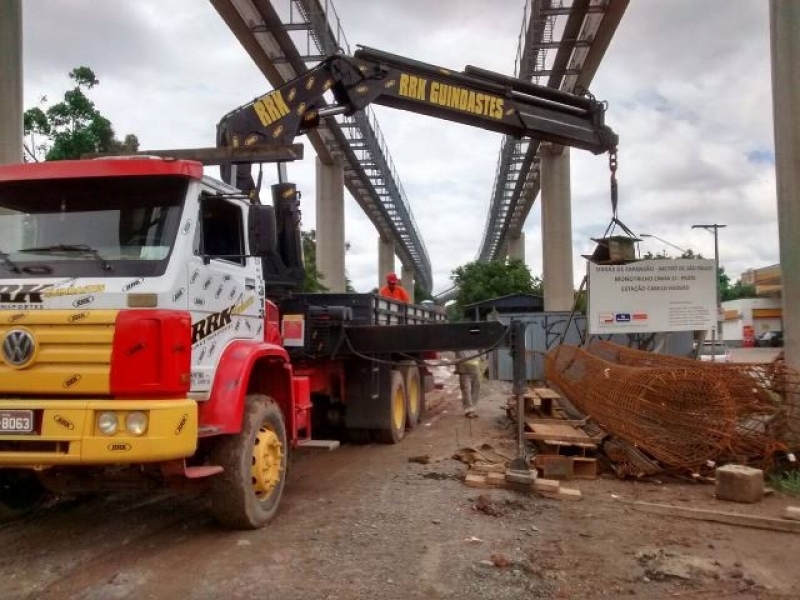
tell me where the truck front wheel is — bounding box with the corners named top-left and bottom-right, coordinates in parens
top-left (0, 469), bottom-right (46, 523)
top-left (209, 394), bottom-right (288, 529)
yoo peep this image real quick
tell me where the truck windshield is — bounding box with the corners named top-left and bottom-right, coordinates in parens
top-left (0, 175), bottom-right (186, 278)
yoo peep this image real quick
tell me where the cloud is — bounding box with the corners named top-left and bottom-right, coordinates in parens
top-left (20, 0), bottom-right (779, 295)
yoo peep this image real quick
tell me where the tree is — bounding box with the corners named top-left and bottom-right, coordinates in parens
top-left (300, 229), bottom-right (356, 293)
top-left (23, 66), bottom-right (138, 161)
top-left (723, 278), bottom-right (757, 301)
top-left (451, 258), bottom-right (542, 309)
top-left (414, 283), bottom-right (432, 303)
top-left (300, 230), bottom-right (328, 292)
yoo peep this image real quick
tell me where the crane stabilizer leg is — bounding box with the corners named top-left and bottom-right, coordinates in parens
top-left (507, 319), bottom-right (535, 484)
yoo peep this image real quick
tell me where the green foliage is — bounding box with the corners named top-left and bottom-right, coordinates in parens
top-left (299, 229), bottom-right (355, 293)
top-left (768, 469), bottom-right (800, 495)
top-left (23, 67), bottom-right (139, 161)
top-left (414, 283), bottom-right (432, 303)
top-left (639, 248), bottom-right (704, 260)
top-left (451, 258), bottom-right (542, 310)
top-left (720, 270), bottom-right (757, 301)
top-left (300, 230), bottom-right (328, 292)
top-left (723, 280), bottom-right (757, 301)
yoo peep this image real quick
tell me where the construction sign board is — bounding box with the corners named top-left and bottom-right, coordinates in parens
top-left (588, 259), bottom-right (717, 334)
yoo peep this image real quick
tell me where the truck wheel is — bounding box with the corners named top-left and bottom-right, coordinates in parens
top-left (374, 370), bottom-right (406, 444)
top-left (346, 428), bottom-right (373, 444)
top-left (209, 394), bottom-right (288, 529)
top-left (0, 470), bottom-right (46, 522)
top-left (399, 361), bottom-right (422, 429)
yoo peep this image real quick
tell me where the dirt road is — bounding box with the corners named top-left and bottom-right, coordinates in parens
top-left (1, 374), bottom-right (798, 600)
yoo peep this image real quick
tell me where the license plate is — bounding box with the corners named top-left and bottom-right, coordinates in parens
top-left (0, 410), bottom-right (34, 434)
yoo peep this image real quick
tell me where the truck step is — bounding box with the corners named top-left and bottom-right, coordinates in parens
top-left (185, 465), bottom-right (224, 478)
top-left (296, 439), bottom-right (340, 451)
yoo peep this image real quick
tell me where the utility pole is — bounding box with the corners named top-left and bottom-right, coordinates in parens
top-left (692, 224), bottom-right (727, 352)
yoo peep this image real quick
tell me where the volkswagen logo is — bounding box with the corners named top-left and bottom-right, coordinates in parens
top-left (3, 329), bottom-right (35, 367)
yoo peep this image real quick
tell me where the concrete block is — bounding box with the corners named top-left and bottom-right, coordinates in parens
top-left (715, 464), bottom-right (764, 503)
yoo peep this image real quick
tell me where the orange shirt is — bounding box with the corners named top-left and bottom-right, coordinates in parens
top-left (379, 284), bottom-right (410, 302)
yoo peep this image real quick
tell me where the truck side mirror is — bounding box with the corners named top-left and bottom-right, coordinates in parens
top-left (248, 204), bottom-right (277, 258)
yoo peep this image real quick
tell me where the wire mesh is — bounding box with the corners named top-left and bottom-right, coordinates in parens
top-left (544, 342), bottom-right (796, 476)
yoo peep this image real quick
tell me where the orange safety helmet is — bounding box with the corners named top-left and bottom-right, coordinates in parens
top-left (386, 272), bottom-right (398, 284)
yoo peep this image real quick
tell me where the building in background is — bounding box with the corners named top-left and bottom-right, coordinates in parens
top-left (720, 264), bottom-right (783, 346)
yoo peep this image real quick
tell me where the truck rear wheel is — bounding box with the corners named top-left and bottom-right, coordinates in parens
top-left (399, 361), bottom-right (422, 429)
top-left (209, 394), bottom-right (288, 529)
top-left (374, 370), bottom-right (406, 444)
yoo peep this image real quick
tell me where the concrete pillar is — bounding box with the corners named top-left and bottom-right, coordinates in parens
top-left (378, 236), bottom-right (395, 290)
top-left (315, 157), bottom-right (346, 292)
top-left (540, 145), bottom-right (574, 311)
top-left (507, 233), bottom-right (525, 262)
top-left (401, 265), bottom-right (415, 302)
top-left (0, 0), bottom-right (22, 164)
top-left (770, 0), bottom-right (800, 444)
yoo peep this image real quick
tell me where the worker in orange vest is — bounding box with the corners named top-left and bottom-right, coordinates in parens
top-left (379, 272), bottom-right (410, 302)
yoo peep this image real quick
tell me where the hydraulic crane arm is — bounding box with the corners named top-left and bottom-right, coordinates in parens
top-left (217, 45), bottom-right (619, 195)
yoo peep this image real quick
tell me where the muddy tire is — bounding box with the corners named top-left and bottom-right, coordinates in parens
top-left (0, 469), bottom-right (46, 523)
top-left (399, 361), bottom-right (422, 429)
top-left (209, 395), bottom-right (288, 529)
top-left (346, 428), bottom-right (372, 444)
top-left (374, 370), bottom-right (406, 444)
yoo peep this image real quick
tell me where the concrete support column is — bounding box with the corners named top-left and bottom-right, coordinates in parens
top-left (540, 145), bottom-right (574, 311)
top-left (378, 236), bottom-right (395, 290)
top-left (770, 0), bottom-right (800, 443)
top-left (315, 158), bottom-right (346, 293)
top-left (400, 265), bottom-right (415, 302)
top-left (0, 0), bottom-right (22, 164)
top-left (507, 233), bottom-right (525, 262)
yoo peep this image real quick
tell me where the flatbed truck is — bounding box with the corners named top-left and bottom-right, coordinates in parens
top-left (0, 46), bottom-right (617, 528)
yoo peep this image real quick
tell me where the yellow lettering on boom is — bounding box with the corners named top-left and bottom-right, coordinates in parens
top-left (253, 90), bottom-right (290, 126)
top-left (399, 73), bottom-right (427, 101)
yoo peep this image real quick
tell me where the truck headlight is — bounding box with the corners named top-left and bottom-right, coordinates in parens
top-left (126, 412), bottom-right (148, 436)
top-left (97, 412), bottom-right (118, 435)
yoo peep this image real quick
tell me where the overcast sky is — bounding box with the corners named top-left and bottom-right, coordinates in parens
top-left (21, 0), bottom-right (778, 295)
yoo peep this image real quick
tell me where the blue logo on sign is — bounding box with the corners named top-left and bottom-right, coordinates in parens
top-left (615, 313), bottom-right (631, 323)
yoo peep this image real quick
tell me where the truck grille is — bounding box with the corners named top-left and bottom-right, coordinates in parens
top-left (0, 310), bottom-right (117, 395)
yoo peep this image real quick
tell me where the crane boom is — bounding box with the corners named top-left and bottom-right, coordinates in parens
top-left (216, 46), bottom-right (618, 196)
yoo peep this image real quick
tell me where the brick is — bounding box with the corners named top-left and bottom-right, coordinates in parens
top-left (715, 464), bottom-right (764, 503)
top-left (464, 473), bottom-right (488, 488)
top-left (533, 478), bottom-right (560, 494)
top-left (572, 457), bottom-right (597, 479)
top-left (486, 472), bottom-right (507, 487)
top-left (470, 462), bottom-right (507, 474)
top-left (534, 455), bottom-right (574, 480)
top-left (557, 487), bottom-right (582, 501)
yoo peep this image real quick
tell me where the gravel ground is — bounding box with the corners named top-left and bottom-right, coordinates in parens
top-left (0, 370), bottom-right (798, 600)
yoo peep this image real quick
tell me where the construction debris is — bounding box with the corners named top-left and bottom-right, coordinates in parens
top-left (715, 464), bottom-right (765, 504)
top-left (629, 500), bottom-right (800, 534)
top-left (542, 341), bottom-right (795, 476)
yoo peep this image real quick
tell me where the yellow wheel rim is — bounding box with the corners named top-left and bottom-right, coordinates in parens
top-left (251, 424), bottom-right (283, 499)
top-left (392, 385), bottom-right (405, 431)
top-left (407, 375), bottom-right (419, 419)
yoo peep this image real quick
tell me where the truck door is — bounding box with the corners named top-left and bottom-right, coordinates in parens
top-left (187, 194), bottom-right (264, 392)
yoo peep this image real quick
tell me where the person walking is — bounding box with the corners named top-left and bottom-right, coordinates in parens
top-left (455, 350), bottom-right (481, 418)
top-left (379, 272), bottom-right (410, 302)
